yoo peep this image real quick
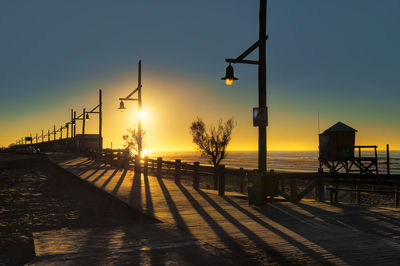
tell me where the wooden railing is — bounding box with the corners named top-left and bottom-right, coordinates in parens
top-left (81, 148), bottom-right (248, 196)
top-left (78, 148), bottom-right (400, 206)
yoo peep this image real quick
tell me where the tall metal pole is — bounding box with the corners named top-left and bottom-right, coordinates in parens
top-left (82, 108), bottom-right (86, 135)
top-left (258, 0), bottom-right (267, 173)
top-left (73, 111), bottom-right (76, 137)
top-left (71, 109), bottom-right (74, 138)
top-left (99, 89), bottom-right (103, 151)
top-left (138, 60), bottom-right (143, 158)
top-left (387, 144), bottom-right (390, 175)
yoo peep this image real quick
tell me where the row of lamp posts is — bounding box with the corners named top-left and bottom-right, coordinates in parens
top-left (16, 89), bottom-right (103, 151)
top-left (14, 0), bottom-right (270, 202)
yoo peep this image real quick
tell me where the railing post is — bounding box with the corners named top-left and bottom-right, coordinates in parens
top-left (213, 165), bottom-right (219, 190)
top-left (356, 184), bottom-right (360, 205)
top-left (135, 155), bottom-right (141, 174)
top-left (157, 157), bottom-right (162, 178)
top-left (175, 159), bottom-right (181, 183)
top-left (289, 178), bottom-right (297, 203)
top-left (193, 162), bottom-right (199, 190)
top-left (239, 167), bottom-right (244, 194)
top-left (317, 168), bottom-right (325, 202)
top-left (218, 165), bottom-right (225, 196)
top-left (335, 183), bottom-right (338, 204)
top-left (387, 144), bottom-right (390, 175)
top-left (144, 156), bottom-right (148, 178)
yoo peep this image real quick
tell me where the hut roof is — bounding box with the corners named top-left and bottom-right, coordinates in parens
top-left (323, 122), bottom-right (357, 133)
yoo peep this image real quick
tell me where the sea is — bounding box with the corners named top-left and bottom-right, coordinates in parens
top-left (149, 150), bottom-right (400, 175)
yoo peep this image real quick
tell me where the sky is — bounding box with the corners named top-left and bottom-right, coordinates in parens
top-left (0, 0), bottom-right (399, 151)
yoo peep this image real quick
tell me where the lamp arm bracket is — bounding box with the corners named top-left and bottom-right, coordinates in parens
top-left (88, 104), bottom-right (100, 113)
top-left (225, 35), bottom-right (268, 65)
top-left (119, 98), bottom-right (138, 101)
top-left (225, 59), bottom-right (259, 65)
top-left (124, 86), bottom-right (141, 100)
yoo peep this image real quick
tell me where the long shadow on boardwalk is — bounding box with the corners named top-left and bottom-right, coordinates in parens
top-left (143, 173), bottom-right (154, 215)
top-left (156, 178), bottom-right (189, 231)
top-left (176, 183), bottom-right (283, 265)
top-left (278, 202), bottom-right (400, 240)
top-left (221, 196), bottom-right (340, 265)
top-left (111, 169), bottom-right (128, 195)
top-left (100, 169), bottom-right (119, 189)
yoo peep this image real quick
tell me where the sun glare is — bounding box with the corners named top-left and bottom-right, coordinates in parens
top-left (139, 111), bottom-right (147, 121)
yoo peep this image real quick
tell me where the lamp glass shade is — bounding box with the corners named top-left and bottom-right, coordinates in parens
top-left (118, 100), bottom-right (126, 111)
top-left (225, 79), bottom-right (234, 86)
top-left (221, 64), bottom-right (238, 86)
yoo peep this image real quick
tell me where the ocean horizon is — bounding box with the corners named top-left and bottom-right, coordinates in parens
top-left (148, 150), bottom-right (400, 174)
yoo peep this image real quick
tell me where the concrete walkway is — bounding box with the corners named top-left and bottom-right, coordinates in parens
top-left (45, 153), bottom-right (400, 265)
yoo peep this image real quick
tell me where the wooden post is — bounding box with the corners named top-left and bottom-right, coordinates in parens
top-left (157, 157), bottom-right (162, 178)
top-left (335, 183), bottom-right (338, 204)
top-left (239, 167), bottom-right (244, 194)
top-left (175, 159), bottom-right (181, 184)
top-left (193, 162), bottom-right (199, 190)
top-left (71, 109), bottom-right (74, 138)
top-left (213, 166), bottom-right (219, 190)
top-left (135, 155), bottom-right (141, 174)
top-left (356, 184), bottom-right (360, 204)
top-left (289, 178), bottom-right (297, 203)
top-left (218, 165), bottom-right (225, 196)
top-left (317, 169), bottom-right (325, 202)
top-left (387, 144), bottom-right (390, 175)
top-left (82, 108), bottom-right (86, 135)
top-left (375, 146), bottom-right (378, 175)
top-left (395, 186), bottom-right (399, 208)
top-left (144, 156), bottom-right (148, 177)
top-left (99, 89), bottom-right (103, 151)
top-left (73, 111), bottom-right (76, 137)
top-left (124, 149), bottom-right (130, 169)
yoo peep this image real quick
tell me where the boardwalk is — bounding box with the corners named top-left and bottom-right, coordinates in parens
top-left (45, 153), bottom-right (400, 265)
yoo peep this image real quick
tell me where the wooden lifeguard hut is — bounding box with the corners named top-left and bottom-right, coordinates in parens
top-left (319, 122), bottom-right (378, 174)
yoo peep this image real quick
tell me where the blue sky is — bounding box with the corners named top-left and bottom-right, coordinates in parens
top-left (1, 0), bottom-right (399, 150)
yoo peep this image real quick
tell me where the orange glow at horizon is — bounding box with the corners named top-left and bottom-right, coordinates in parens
top-left (1, 70), bottom-right (399, 152)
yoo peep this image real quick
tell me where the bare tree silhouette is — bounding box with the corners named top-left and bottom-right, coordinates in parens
top-left (123, 128), bottom-right (145, 155)
top-left (190, 118), bottom-right (235, 166)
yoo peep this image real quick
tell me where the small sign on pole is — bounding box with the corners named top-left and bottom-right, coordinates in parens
top-left (253, 107), bottom-right (268, 127)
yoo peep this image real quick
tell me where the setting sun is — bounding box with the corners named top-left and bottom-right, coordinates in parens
top-left (139, 111), bottom-right (147, 121)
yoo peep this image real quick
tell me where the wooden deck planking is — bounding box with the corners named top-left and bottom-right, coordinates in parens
top-left (47, 153), bottom-right (400, 265)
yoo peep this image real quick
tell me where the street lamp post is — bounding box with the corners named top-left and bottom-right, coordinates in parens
top-left (118, 60), bottom-right (143, 158)
top-left (222, 0), bottom-right (268, 174)
top-left (84, 89), bottom-right (103, 151)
